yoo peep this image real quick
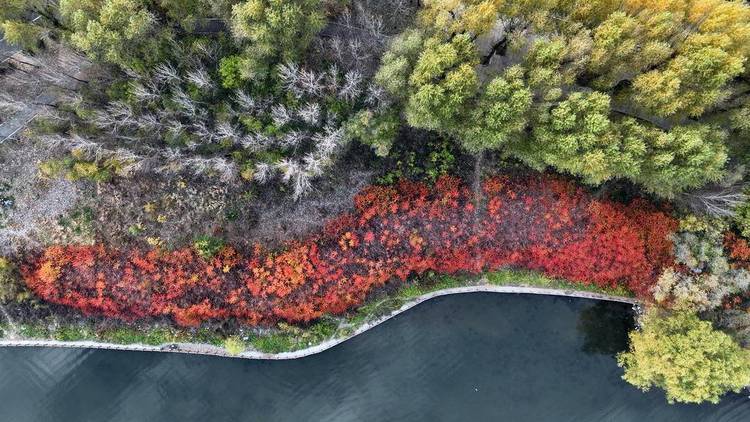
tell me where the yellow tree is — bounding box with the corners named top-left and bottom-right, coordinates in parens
top-left (618, 310), bottom-right (750, 404)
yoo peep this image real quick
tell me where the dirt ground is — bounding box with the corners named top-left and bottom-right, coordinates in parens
top-left (0, 133), bottom-right (375, 257)
top-left (0, 136), bottom-right (89, 256)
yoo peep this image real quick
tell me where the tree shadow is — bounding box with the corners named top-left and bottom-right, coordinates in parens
top-left (576, 302), bottom-right (635, 356)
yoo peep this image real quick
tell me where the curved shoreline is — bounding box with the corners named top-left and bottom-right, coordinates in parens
top-left (0, 284), bottom-right (639, 360)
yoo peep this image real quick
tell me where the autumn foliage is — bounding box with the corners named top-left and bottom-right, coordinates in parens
top-left (22, 175), bottom-right (677, 326)
top-left (725, 232), bottom-right (750, 269)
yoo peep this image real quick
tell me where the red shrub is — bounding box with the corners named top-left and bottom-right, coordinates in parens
top-left (725, 232), bottom-right (750, 269)
top-left (22, 175), bottom-right (677, 326)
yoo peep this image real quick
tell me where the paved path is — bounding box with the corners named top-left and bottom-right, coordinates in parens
top-left (1, 37), bottom-right (29, 141)
top-left (1, 16), bottom-right (40, 62)
top-left (1, 19), bottom-right (52, 142)
top-left (0, 93), bottom-right (53, 141)
top-left (0, 38), bottom-right (16, 62)
top-left (0, 283), bottom-right (640, 360)
top-left (1, 39), bottom-right (54, 142)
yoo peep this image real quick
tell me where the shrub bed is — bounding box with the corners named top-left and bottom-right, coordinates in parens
top-left (22, 175), bottom-right (677, 326)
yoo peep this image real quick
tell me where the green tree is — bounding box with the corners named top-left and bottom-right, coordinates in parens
top-left (734, 197), bottom-right (750, 239)
top-left (0, 258), bottom-right (23, 304)
top-left (0, 0), bottom-right (64, 51)
top-left (618, 310), bottom-right (750, 404)
top-left (229, 0), bottom-right (326, 80)
top-left (345, 109), bottom-right (400, 157)
top-left (376, 0), bottom-right (750, 197)
top-left (514, 92), bottom-right (640, 185)
top-left (60, 0), bottom-right (169, 71)
top-left (0, 19), bottom-right (43, 51)
top-left (219, 54), bottom-right (244, 89)
top-left (404, 34), bottom-right (478, 132)
top-left (461, 66), bottom-right (532, 152)
top-left (375, 29), bottom-right (425, 99)
top-left (634, 124), bottom-right (727, 198)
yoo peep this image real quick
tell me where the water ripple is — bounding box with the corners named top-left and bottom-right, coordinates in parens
top-left (0, 294), bottom-right (748, 421)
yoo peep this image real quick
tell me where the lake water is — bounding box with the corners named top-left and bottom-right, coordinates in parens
top-left (0, 293), bottom-right (748, 421)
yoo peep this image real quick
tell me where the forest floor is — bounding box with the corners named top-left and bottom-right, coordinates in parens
top-left (0, 134), bottom-right (377, 257)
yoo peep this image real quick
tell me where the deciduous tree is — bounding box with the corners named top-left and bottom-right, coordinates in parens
top-left (618, 310), bottom-right (750, 404)
top-left (60, 0), bottom-right (168, 71)
top-left (230, 0), bottom-right (326, 80)
top-left (376, 0), bottom-right (750, 197)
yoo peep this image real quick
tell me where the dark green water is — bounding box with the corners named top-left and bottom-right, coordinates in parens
top-left (1, 294), bottom-right (748, 421)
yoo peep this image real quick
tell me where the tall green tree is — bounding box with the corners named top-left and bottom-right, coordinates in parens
top-left (2, 0), bottom-right (227, 68)
top-left (403, 33), bottom-right (478, 131)
top-left (618, 310), bottom-right (750, 404)
top-left (60, 0), bottom-right (169, 71)
top-left (0, 0), bottom-right (64, 51)
top-left (229, 0), bottom-right (326, 80)
top-left (376, 0), bottom-right (750, 197)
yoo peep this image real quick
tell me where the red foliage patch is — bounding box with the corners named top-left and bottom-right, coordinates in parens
top-left (22, 175), bottom-right (677, 326)
top-left (724, 232), bottom-right (750, 269)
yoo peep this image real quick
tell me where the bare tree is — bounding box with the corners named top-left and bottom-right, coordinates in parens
top-left (253, 162), bottom-right (275, 183)
top-left (298, 102), bottom-right (321, 126)
top-left (186, 67), bottom-right (214, 90)
top-left (279, 130), bottom-right (307, 148)
top-left (278, 62), bottom-right (301, 92)
top-left (681, 187), bottom-right (747, 218)
top-left (339, 70), bottom-right (363, 102)
top-left (298, 69), bottom-right (324, 96)
top-left (233, 90), bottom-right (258, 112)
top-left (216, 121), bottom-right (240, 142)
top-left (131, 81), bottom-right (160, 102)
top-left (171, 86), bottom-right (199, 117)
top-left (679, 167), bottom-right (747, 217)
top-left (154, 63), bottom-right (181, 85)
top-left (271, 104), bottom-right (294, 126)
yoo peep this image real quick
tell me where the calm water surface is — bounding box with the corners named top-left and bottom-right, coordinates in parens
top-left (1, 294), bottom-right (748, 421)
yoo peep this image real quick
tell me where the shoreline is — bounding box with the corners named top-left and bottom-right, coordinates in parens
top-left (0, 283), bottom-right (640, 360)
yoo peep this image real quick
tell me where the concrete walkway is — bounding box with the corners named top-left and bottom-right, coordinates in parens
top-left (1, 42), bottom-right (53, 142)
top-left (0, 284), bottom-right (639, 360)
top-left (0, 39), bottom-right (16, 63)
top-left (0, 92), bottom-right (53, 141)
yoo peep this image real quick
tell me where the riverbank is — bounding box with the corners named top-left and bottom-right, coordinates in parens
top-left (0, 275), bottom-right (640, 360)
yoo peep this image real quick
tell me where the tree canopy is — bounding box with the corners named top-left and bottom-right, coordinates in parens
top-left (60, 0), bottom-right (167, 71)
top-left (618, 310), bottom-right (750, 404)
top-left (2, 0), bottom-right (235, 70)
top-left (376, 0), bottom-right (750, 197)
top-left (229, 0), bottom-right (327, 80)
top-left (0, 0), bottom-right (62, 51)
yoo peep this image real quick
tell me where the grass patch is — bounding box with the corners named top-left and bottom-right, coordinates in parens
top-left (98, 326), bottom-right (185, 345)
top-left (18, 323), bottom-right (50, 339)
top-left (250, 319), bottom-right (339, 353)
top-left (223, 336), bottom-right (246, 355)
top-left (485, 269), bottom-right (634, 297)
top-left (11, 320), bottom-right (223, 347)
top-left (52, 324), bottom-right (94, 342)
top-left (396, 273), bottom-right (472, 299)
top-left (250, 333), bottom-right (296, 354)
